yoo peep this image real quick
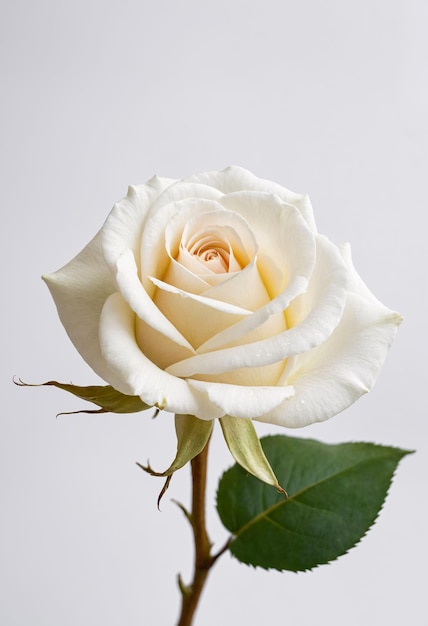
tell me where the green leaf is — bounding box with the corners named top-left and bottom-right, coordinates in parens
top-left (219, 416), bottom-right (286, 494)
top-left (15, 379), bottom-right (150, 414)
top-left (216, 435), bottom-right (413, 572)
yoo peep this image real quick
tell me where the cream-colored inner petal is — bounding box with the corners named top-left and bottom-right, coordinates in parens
top-left (178, 220), bottom-right (248, 277)
top-left (164, 207), bottom-right (257, 286)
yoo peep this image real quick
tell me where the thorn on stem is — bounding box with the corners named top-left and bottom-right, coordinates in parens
top-left (177, 573), bottom-right (191, 597)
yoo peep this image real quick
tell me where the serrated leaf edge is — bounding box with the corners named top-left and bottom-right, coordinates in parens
top-left (222, 437), bottom-right (413, 572)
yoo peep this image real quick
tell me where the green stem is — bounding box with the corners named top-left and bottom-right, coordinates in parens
top-left (176, 439), bottom-right (229, 626)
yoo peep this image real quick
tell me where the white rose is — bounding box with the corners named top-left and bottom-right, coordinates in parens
top-left (43, 166), bottom-right (401, 427)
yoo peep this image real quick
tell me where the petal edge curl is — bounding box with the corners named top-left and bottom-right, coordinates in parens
top-left (188, 379), bottom-right (294, 419)
top-left (43, 231), bottom-right (117, 384)
top-left (98, 292), bottom-right (225, 419)
top-left (257, 293), bottom-right (402, 428)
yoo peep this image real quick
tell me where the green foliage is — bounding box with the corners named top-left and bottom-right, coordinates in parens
top-left (217, 435), bottom-right (412, 572)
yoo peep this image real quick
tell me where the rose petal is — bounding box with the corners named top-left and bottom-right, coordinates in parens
top-left (140, 191), bottom-right (225, 293)
top-left (102, 177), bottom-right (174, 271)
top-left (149, 275), bottom-right (251, 349)
top-left (196, 274), bottom-right (305, 353)
top-left (160, 257), bottom-right (211, 295)
top-left (197, 257), bottom-right (274, 312)
top-left (183, 165), bottom-right (317, 232)
top-left (43, 231), bottom-right (117, 383)
top-left (163, 204), bottom-right (258, 291)
top-left (145, 181), bottom-right (223, 220)
top-left (188, 379), bottom-right (294, 419)
top-left (166, 235), bottom-right (347, 376)
top-left (177, 209), bottom-right (256, 272)
top-left (149, 276), bottom-right (252, 316)
top-left (115, 249), bottom-right (195, 351)
top-left (193, 359), bottom-right (286, 387)
top-left (258, 291), bottom-right (402, 428)
top-left (98, 293), bottom-right (225, 419)
top-left (150, 246), bottom-right (289, 350)
top-left (219, 190), bottom-right (316, 296)
top-left (136, 318), bottom-right (198, 370)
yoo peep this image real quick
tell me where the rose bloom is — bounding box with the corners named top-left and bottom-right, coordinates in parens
top-left (44, 166), bottom-right (401, 427)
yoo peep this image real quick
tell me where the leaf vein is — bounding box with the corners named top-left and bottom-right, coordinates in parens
top-left (232, 457), bottom-right (383, 538)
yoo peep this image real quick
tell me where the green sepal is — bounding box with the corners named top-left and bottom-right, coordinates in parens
top-left (137, 414), bottom-right (213, 506)
top-left (217, 434), bottom-right (413, 572)
top-left (15, 378), bottom-right (150, 414)
top-left (219, 416), bottom-right (286, 495)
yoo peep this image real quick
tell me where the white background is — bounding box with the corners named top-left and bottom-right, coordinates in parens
top-left (1, 1), bottom-right (427, 624)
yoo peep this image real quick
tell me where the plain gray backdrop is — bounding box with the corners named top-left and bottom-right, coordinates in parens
top-left (1, 1), bottom-right (427, 624)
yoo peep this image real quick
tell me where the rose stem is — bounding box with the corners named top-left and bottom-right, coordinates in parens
top-left (176, 437), bottom-right (229, 626)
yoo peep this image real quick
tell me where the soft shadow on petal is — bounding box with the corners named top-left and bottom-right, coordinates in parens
top-left (140, 192), bottom-right (225, 293)
top-left (136, 318), bottom-right (198, 370)
top-left (98, 293), bottom-right (224, 419)
top-left (43, 231), bottom-right (117, 383)
top-left (192, 358), bottom-right (286, 386)
top-left (258, 292), bottom-right (402, 428)
top-left (161, 258), bottom-right (211, 295)
top-left (150, 276), bottom-right (250, 348)
top-left (167, 235), bottom-right (347, 377)
top-left (162, 203), bottom-right (258, 294)
top-left (197, 274), bottom-right (305, 353)
top-left (188, 379), bottom-right (294, 419)
top-left (219, 191), bottom-right (316, 296)
top-left (183, 166), bottom-right (317, 232)
top-left (145, 181), bottom-right (223, 222)
top-left (150, 276), bottom-right (252, 315)
top-left (115, 250), bottom-right (195, 351)
top-left (102, 177), bottom-right (174, 271)
top-left (199, 257), bottom-right (272, 312)
top-left (176, 208), bottom-right (257, 270)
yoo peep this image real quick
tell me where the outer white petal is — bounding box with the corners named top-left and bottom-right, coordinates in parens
top-left (188, 379), bottom-right (294, 419)
top-left (43, 231), bottom-right (117, 383)
top-left (257, 291), bottom-right (402, 428)
top-left (102, 176), bottom-right (174, 271)
top-left (144, 181), bottom-right (223, 220)
top-left (183, 165), bottom-right (317, 232)
top-left (98, 292), bottom-right (224, 419)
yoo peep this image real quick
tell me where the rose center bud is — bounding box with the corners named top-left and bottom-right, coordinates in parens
top-left (186, 229), bottom-right (242, 274)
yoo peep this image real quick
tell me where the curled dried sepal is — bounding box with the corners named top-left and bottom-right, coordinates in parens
top-left (14, 378), bottom-right (151, 414)
top-left (137, 414), bottom-right (214, 506)
top-left (220, 415), bottom-right (287, 496)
